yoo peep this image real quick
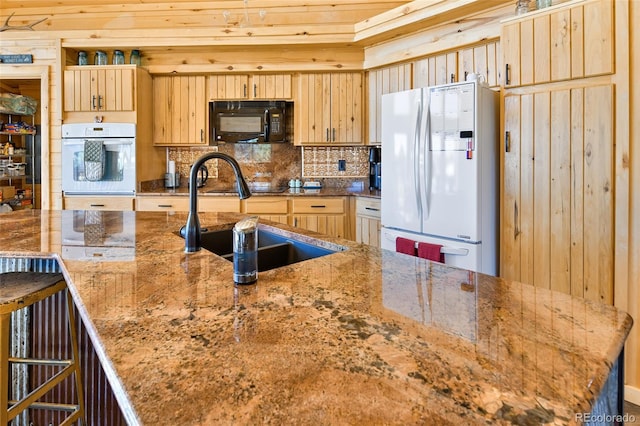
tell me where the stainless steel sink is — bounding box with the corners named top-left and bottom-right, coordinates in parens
top-left (183, 226), bottom-right (345, 272)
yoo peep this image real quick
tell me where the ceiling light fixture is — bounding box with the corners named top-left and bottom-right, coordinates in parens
top-left (222, 0), bottom-right (267, 28)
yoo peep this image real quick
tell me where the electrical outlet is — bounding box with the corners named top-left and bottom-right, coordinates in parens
top-left (338, 159), bottom-right (346, 171)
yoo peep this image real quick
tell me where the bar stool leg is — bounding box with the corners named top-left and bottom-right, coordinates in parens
top-left (1, 312), bottom-right (9, 425)
top-left (65, 289), bottom-right (85, 426)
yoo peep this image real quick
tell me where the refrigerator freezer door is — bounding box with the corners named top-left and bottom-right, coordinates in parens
top-left (381, 88), bottom-right (427, 234)
top-left (423, 82), bottom-right (481, 242)
top-left (380, 227), bottom-right (491, 274)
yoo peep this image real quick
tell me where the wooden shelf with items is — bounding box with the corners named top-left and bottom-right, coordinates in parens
top-left (0, 113), bottom-right (36, 211)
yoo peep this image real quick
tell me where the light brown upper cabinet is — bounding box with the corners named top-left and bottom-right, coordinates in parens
top-left (64, 66), bottom-right (135, 112)
top-left (296, 72), bottom-right (363, 145)
top-left (152, 75), bottom-right (206, 146)
top-left (502, 0), bottom-right (613, 88)
top-left (367, 63), bottom-right (412, 145)
top-left (457, 40), bottom-right (502, 87)
top-left (413, 52), bottom-right (458, 88)
top-left (207, 74), bottom-right (292, 100)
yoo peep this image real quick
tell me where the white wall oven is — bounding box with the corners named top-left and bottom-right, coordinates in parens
top-left (62, 123), bottom-right (136, 195)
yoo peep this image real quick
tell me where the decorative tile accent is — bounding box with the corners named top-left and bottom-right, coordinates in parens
top-left (302, 146), bottom-right (369, 178)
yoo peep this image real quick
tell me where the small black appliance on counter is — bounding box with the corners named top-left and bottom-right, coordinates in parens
top-left (369, 146), bottom-right (381, 190)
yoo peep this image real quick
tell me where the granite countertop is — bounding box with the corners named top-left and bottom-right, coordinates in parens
top-left (0, 209), bottom-right (632, 425)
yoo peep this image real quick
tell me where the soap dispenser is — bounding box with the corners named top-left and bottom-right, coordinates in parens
top-left (233, 216), bottom-right (259, 284)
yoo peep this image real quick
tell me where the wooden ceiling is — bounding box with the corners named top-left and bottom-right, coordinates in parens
top-left (0, 1), bottom-right (514, 49)
top-left (0, 1), bottom-right (413, 30)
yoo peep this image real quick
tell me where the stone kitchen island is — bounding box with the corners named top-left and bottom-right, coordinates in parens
top-left (0, 209), bottom-right (633, 425)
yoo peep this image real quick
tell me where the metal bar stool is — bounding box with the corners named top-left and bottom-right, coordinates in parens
top-left (1, 272), bottom-right (85, 425)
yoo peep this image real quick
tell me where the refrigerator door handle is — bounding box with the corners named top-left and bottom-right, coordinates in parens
top-left (413, 100), bottom-right (423, 219)
top-left (423, 99), bottom-right (432, 218)
top-left (441, 247), bottom-right (469, 256)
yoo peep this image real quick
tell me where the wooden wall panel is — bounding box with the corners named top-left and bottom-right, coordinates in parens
top-left (569, 88), bottom-right (585, 299)
top-left (500, 94), bottom-right (521, 282)
top-left (549, 90), bottom-right (571, 295)
top-left (533, 92), bottom-right (550, 289)
top-left (520, 94), bottom-right (535, 287)
top-left (582, 84), bottom-right (613, 304)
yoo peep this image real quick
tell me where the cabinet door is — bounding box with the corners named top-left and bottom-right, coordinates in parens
top-left (457, 40), bottom-right (501, 87)
top-left (292, 214), bottom-right (346, 239)
top-left (64, 67), bottom-right (134, 112)
top-left (296, 73), bottom-right (328, 144)
top-left (153, 75), bottom-right (206, 146)
top-left (297, 73), bottom-right (362, 145)
top-left (250, 74), bottom-right (292, 99)
top-left (330, 72), bottom-right (362, 144)
top-left (64, 196), bottom-right (134, 211)
top-left (291, 197), bottom-right (346, 238)
top-left (502, 22), bottom-right (521, 87)
top-left (243, 197), bottom-right (288, 224)
top-left (355, 197), bottom-right (381, 247)
top-left (207, 74), bottom-right (250, 99)
top-left (136, 196), bottom-right (189, 211)
top-left (368, 64), bottom-right (411, 144)
top-left (501, 85), bottom-right (614, 303)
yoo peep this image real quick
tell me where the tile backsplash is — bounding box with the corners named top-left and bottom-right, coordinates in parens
top-left (167, 144), bottom-right (370, 188)
top-left (302, 146), bottom-right (369, 178)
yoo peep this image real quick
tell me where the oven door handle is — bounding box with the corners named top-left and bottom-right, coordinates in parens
top-left (62, 138), bottom-right (134, 146)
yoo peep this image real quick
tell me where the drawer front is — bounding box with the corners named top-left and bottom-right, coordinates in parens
top-left (291, 197), bottom-right (345, 214)
top-left (199, 197), bottom-right (241, 213)
top-left (136, 196), bottom-right (189, 211)
top-left (64, 196), bottom-right (134, 211)
top-left (243, 197), bottom-right (288, 214)
top-left (355, 198), bottom-right (381, 218)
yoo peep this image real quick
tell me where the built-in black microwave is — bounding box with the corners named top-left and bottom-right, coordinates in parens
top-left (209, 100), bottom-right (293, 144)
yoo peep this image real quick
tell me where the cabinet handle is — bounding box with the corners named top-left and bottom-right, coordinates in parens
top-left (504, 131), bottom-right (511, 153)
top-left (364, 207), bottom-right (379, 211)
top-left (450, 73), bottom-right (455, 83)
top-left (243, 84), bottom-right (247, 98)
top-left (200, 129), bottom-right (204, 142)
top-left (92, 95), bottom-right (96, 110)
top-left (332, 128), bottom-right (336, 142)
top-left (310, 205), bottom-right (326, 208)
top-left (98, 95), bottom-right (103, 110)
top-left (253, 84), bottom-right (257, 98)
top-left (89, 204), bottom-right (105, 207)
top-left (464, 71), bottom-right (468, 80)
top-left (158, 204), bottom-right (172, 208)
top-left (294, 218), bottom-right (298, 227)
top-left (505, 64), bottom-right (510, 86)
top-left (326, 128), bottom-right (330, 142)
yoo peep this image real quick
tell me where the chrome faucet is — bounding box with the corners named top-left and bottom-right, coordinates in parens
top-left (181, 152), bottom-right (251, 252)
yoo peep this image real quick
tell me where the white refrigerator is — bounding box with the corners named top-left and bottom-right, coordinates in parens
top-left (380, 81), bottom-right (499, 275)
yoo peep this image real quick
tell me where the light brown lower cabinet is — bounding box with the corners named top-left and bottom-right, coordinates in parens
top-left (355, 197), bottom-right (381, 247)
top-left (242, 197), bottom-right (289, 225)
top-left (135, 196), bottom-right (240, 212)
top-left (501, 84), bottom-right (614, 304)
top-left (63, 196), bottom-right (135, 211)
top-left (290, 197), bottom-right (347, 239)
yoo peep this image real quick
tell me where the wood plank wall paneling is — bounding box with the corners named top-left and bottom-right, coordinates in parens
top-left (31, 291), bottom-right (126, 424)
